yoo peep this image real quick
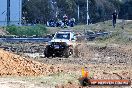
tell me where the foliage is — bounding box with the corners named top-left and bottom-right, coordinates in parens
top-left (119, 0), bottom-right (132, 19)
top-left (22, 0), bottom-right (131, 24)
top-left (6, 24), bottom-right (48, 36)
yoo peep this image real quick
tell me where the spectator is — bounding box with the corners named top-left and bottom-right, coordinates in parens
top-left (49, 19), bottom-right (55, 27)
top-left (70, 18), bottom-right (75, 27)
top-left (112, 10), bottom-right (118, 28)
top-left (63, 14), bottom-right (68, 21)
top-left (63, 14), bottom-right (68, 27)
top-left (56, 19), bottom-right (62, 27)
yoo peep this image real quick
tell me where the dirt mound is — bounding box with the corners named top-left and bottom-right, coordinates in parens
top-left (0, 49), bottom-right (60, 76)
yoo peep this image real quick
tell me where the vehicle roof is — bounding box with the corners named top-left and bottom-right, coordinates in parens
top-left (57, 32), bottom-right (71, 34)
top-left (56, 30), bottom-right (74, 34)
top-left (59, 30), bottom-right (73, 32)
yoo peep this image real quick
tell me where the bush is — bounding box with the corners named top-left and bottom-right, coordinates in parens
top-left (6, 24), bottom-right (48, 36)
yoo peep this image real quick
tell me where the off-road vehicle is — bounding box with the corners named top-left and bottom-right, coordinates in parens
top-left (44, 30), bottom-right (76, 58)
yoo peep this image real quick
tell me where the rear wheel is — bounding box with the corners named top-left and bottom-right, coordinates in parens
top-left (44, 46), bottom-right (51, 58)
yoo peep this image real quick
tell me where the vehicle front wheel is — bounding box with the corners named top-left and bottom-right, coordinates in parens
top-left (63, 48), bottom-right (70, 58)
top-left (44, 46), bottom-right (51, 58)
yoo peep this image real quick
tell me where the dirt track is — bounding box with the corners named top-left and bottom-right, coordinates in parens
top-left (0, 42), bottom-right (131, 88)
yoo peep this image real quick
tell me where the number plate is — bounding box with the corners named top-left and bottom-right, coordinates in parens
top-left (54, 45), bottom-right (59, 49)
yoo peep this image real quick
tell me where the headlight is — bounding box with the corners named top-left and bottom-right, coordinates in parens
top-left (45, 42), bottom-right (51, 45)
top-left (48, 42), bottom-right (52, 45)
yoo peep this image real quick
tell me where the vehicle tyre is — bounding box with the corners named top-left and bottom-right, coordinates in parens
top-left (44, 46), bottom-right (51, 58)
top-left (63, 47), bottom-right (70, 58)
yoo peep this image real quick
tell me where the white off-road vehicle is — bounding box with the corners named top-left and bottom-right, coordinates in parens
top-left (44, 30), bottom-right (76, 58)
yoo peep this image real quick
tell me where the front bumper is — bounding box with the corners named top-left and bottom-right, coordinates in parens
top-left (48, 42), bottom-right (68, 54)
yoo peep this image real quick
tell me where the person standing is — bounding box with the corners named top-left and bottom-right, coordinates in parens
top-left (112, 10), bottom-right (118, 28)
top-left (63, 14), bottom-right (68, 27)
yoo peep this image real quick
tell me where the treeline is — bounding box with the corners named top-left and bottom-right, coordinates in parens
top-left (22, 0), bottom-right (132, 24)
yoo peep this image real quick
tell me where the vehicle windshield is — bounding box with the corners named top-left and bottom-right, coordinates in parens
top-left (55, 33), bottom-right (70, 39)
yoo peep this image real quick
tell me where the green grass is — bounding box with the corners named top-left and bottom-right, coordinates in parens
top-left (2, 20), bottom-right (132, 44)
top-left (71, 20), bottom-right (132, 44)
top-left (6, 24), bottom-right (48, 36)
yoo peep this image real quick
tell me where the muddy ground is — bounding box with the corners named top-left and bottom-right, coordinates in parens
top-left (0, 42), bottom-right (131, 88)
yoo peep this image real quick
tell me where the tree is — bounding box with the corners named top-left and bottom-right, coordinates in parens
top-left (22, 0), bottom-right (131, 24)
